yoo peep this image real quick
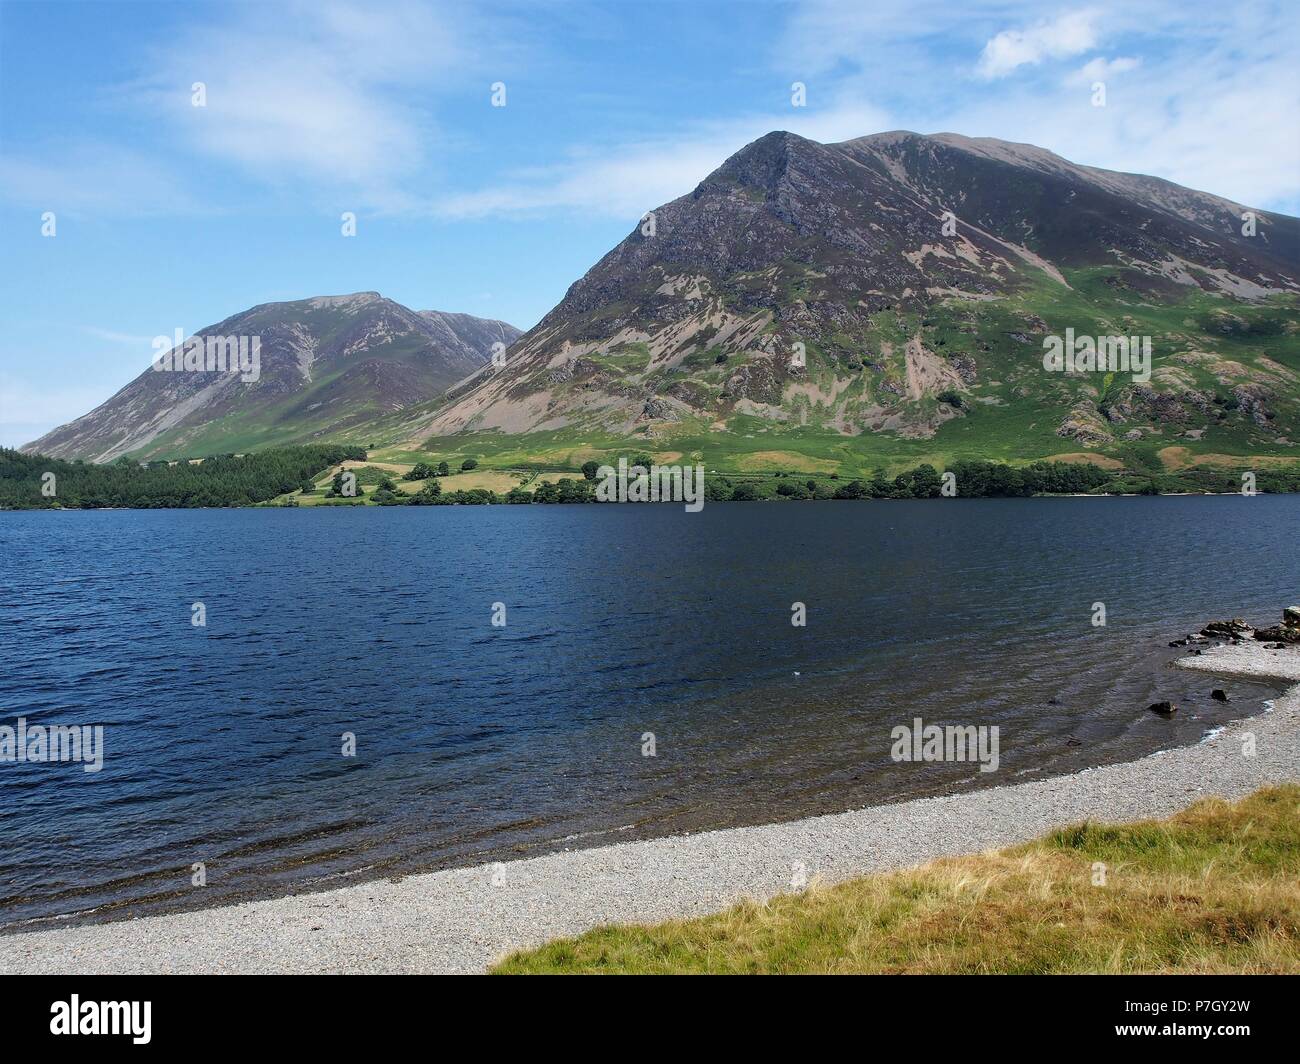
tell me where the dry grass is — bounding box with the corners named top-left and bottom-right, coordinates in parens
top-left (492, 786), bottom-right (1300, 974)
top-left (1051, 451), bottom-right (1126, 470)
top-left (1156, 447), bottom-right (1300, 472)
top-left (392, 470), bottom-right (524, 494)
top-left (732, 450), bottom-right (839, 473)
top-left (435, 470), bottom-right (524, 492)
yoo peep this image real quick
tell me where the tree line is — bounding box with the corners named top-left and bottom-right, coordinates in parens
top-left (0, 445), bottom-right (367, 509)
top-left (7, 448), bottom-right (1295, 510)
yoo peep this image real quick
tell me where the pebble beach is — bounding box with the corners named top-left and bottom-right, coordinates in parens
top-left (2, 640), bottom-right (1296, 975)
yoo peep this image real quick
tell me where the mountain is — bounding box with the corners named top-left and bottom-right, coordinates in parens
top-left (28, 133), bottom-right (1300, 473)
top-left (23, 293), bottom-right (520, 462)
top-left (404, 131), bottom-right (1300, 472)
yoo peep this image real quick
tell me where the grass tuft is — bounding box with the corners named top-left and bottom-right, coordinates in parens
top-left (491, 786), bottom-right (1300, 974)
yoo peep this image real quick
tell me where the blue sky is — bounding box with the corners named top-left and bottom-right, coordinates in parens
top-left (1, 0), bottom-right (1297, 446)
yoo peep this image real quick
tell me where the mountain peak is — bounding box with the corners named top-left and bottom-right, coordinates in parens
top-left (412, 129), bottom-right (1300, 449)
top-left (24, 296), bottom-right (521, 461)
top-left (701, 129), bottom-right (829, 194)
top-left (305, 291), bottom-right (385, 311)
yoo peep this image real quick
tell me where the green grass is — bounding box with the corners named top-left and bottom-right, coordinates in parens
top-left (116, 263), bottom-right (1300, 473)
top-left (355, 281), bottom-right (1297, 481)
top-left (492, 785), bottom-right (1300, 974)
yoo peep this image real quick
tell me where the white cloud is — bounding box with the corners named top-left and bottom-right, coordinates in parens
top-left (80, 327), bottom-right (157, 346)
top-left (0, 1), bottom-right (489, 216)
top-left (129, 2), bottom-right (454, 206)
top-left (977, 10), bottom-right (1100, 79)
top-left (777, 0), bottom-right (1299, 212)
top-left (1068, 56), bottom-right (1141, 85)
top-left (4, 0), bottom-right (1294, 227)
top-left (0, 141), bottom-right (202, 216)
top-left (940, 53), bottom-right (1299, 210)
top-left (436, 101), bottom-right (892, 221)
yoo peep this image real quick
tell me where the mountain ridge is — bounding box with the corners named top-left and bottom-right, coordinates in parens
top-left (401, 129), bottom-right (1298, 461)
top-left (25, 130), bottom-right (1300, 470)
top-left (23, 293), bottom-right (521, 462)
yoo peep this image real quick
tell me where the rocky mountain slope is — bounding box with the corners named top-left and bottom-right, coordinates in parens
top-left (405, 131), bottom-right (1299, 466)
top-left (24, 294), bottom-right (519, 462)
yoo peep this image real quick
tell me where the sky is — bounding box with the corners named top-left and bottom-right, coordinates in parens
top-left (1, 0), bottom-right (1297, 447)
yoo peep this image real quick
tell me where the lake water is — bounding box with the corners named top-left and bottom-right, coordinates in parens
top-left (1, 496), bottom-right (1296, 929)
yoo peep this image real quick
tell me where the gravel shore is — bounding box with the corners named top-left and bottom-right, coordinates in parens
top-left (3, 641), bottom-right (1297, 975)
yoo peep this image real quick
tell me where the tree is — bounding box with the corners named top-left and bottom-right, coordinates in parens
top-left (556, 477), bottom-right (593, 503)
top-left (404, 462), bottom-right (433, 481)
top-left (332, 471), bottom-right (364, 498)
top-left (909, 464), bottom-right (942, 498)
top-left (461, 458), bottom-right (478, 471)
top-left (703, 476), bottom-right (733, 501)
top-left (409, 480), bottom-right (442, 505)
top-left (0, 444), bottom-right (367, 510)
top-left (437, 461), bottom-right (450, 476)
top-left (581, 460), bottom-right (600, 481)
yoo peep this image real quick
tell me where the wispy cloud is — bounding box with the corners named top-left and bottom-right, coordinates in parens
top-left (0, 0), bottom-right (511, 216)
top-left (2, 0), bottom-right (1294, 225)
top-left (80, 326), bottom-right (156, 346)
top-left (778, 0), bottom-right (1300, 213)
top-left (1066, 56), bottom-right (1141, 86)
top-left (436, 100), bottom-right (892, 221)
top-left (0, 141), bottom-right (202, 216)
top-left (126, 0), bottom-right (480, 210)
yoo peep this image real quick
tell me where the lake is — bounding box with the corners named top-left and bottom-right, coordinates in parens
top-left (1, 495), bottom-right (1296, 929)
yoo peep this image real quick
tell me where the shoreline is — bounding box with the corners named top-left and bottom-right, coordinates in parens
top-left (0, 637), bottom-right (1276, 936)
top-left (1, 640), bottom-right (1296, 974)
top-left (5, 487), bottom-right (1299, 512)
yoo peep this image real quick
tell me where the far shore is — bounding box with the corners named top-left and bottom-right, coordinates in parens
top-left (5, 489), bottom-right (1292, 513)
top-left (1, 640), bottom-right (1296, 975)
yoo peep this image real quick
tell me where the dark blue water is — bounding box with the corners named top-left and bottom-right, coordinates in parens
top-left (1, 496), bottom-right (1296, 929)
